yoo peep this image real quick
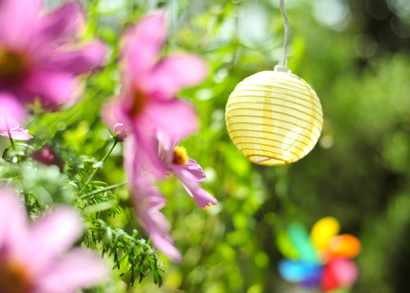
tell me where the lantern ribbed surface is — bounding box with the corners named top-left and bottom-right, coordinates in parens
top-left (225, 70), bottom-right (323, 166)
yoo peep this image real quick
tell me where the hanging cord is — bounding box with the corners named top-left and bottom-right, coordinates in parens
top-left (275, 0), bottom-right (291, 73)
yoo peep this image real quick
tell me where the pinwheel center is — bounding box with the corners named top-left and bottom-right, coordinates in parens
top-left (129, 87), bottom-right (147, 117)
top-left (173, 146), bottom-right (189, 165)
top-left (0, 257), bottom-right (34, 293)
top-left (0, 48), bottom-right (29, 81)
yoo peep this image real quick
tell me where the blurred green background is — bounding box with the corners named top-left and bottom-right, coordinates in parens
top-left (9, 0), bottom-right (409, 292)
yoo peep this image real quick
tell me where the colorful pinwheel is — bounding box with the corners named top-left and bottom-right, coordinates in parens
top-left (277, 217), bottom-right (361, 292)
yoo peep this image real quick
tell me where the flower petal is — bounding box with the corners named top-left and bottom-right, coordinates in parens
top-left (103, 97), bottom-right (170, 179)
top-left (0, 0), bottom-right (42, 48)
top-left (149, 54), bottom-right (207, 98)
top-left (123, 137), bottom-right (139, 183)
top-left (143, 98), bottom-right (198, 141)
top-left (0, 127), bottom-right (33, 140)
top-left (26, 207), bottom-right (83, 267)
top-left (0, 94), bottom-right (31, 140)
top-left (134, 131), bottom-right (177, 178)
top-left (37, 249), bottom-right (109, 293)
top-left (130, 176), bottom-right (181, 262)
top-left (47, 40), bottom-right (107, 75)
top-left (182, 181), bottom-right (217, 208)
top-left (124, 132), bottom-right (166, 181)
top-left (138, 207), bottom-right (182, 262)
top-left (23, 70), bottom-right (81, 108)
top-left (0, 92), bottom-right (26, 122)
top-left (39, 2), bottom-right (85, 42)
top-left (185, 158), bottom-right (206, 182)
top-left (156, 131), bottom-right (178, 161)
top-left (122, 14), bottom-right (167, 78)
top-left (173, 166), bottom-right (217, 208)
top-left (131, 175), bottom-right (167, 210)
top-left (0, 187), bottom-right (27, 251)
top-left (101, 98), bottom-right (127, 132)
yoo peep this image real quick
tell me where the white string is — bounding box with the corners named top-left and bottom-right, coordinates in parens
top-left (278, 0), bottom-right (290, 68)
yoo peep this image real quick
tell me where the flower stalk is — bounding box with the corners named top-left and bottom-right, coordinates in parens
top-left (80, 140), bottom-right (119, 194)
top-left (80, 181), bottom-right (127, 200)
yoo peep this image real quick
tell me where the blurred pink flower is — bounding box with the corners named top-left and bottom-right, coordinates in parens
top-left (131, 176), bottom-right (182, 262)
top-left (32, 144), bottom-right (65, 171)
top-left (0, 187), bottom-right (109, 292)
top-left (102, 13), bottom-right (206, 178)
top-left (125, 138), bottom-right (182, 262)
top-left (0, 0), bottom-right (106, 109)
top-left (159, 134), bottom-right (217, 208)
top-left (0, 92), bottom-right (32, 140)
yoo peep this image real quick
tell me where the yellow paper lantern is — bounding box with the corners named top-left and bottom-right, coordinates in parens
top-left (225, 69), bottom-right (323, 166)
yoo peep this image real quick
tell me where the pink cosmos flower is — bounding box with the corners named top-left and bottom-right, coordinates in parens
top-left (0, 0), bottom-right (106, 110)
top-left (158, 134), bottom-right (217, 208)
top-left (125, 138), bottom-right (182, 262)
top-left (0, 187), bottom-right (109, 293)
top-left (0, 92), bottom-right (32, 140)
top-left (102, 13), bottom-right (207, 178)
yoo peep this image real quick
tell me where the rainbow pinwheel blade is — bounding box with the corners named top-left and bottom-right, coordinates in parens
top-left (287, 223), bottom-right (319, 264)
top-left (276, 230), bottom-right (299, 259)
top-left (278, 259), bottom-right (322, 284)
top-left (311, 217), bottom-right (340, 250)
top-left (328, 258), bottom-right (358, 287)
top-left (329, 234), bottom-right (361, 258)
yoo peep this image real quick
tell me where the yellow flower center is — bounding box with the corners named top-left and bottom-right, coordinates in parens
top-left (0, 48), bottom-right (29, 81)
top-left (0, 257), bottom-right (34, 293)
top-left (129, 87), bottom-right (147, 117)
top-left (173, 146), bottom-right (189, 165)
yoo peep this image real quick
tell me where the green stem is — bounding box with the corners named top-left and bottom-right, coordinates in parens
top-left (7, 129), bottom-right (15, 150)
top-left (80, 140), bottom-right (119, 194)
top-left (2, 143), bottom-right (36, 160)
top-left (80, 181), bottom-right (127, 199)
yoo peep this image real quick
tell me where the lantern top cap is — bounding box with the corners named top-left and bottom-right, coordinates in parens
top-left (274, 65), bottom-right (292, 73)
